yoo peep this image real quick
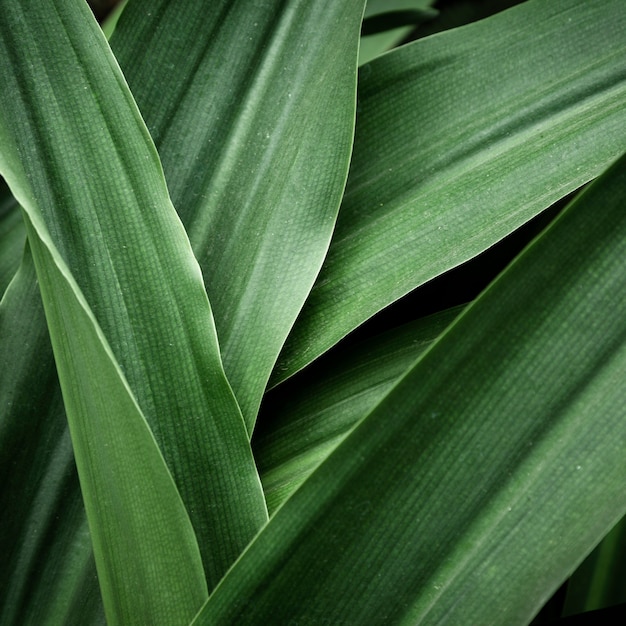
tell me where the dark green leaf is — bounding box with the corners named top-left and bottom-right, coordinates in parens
top-left (111, 0), bottom-right (365, 429)
top-left (564, 515), bottom-right (626, 616)
top-left (0, 0), bottom-right (266, 594)
top-left (195, 152), bottom-right (626, 624)
top-left (275, 0), bottom-right (626, 383)
top-left (0, 179), bottom-right (25, 296)
top-left (254, 306), bottom-right (463, 513)
top-left (0, 247), bottom-right (103, 625)
top-left (24, 214), bottom-right (208, 624)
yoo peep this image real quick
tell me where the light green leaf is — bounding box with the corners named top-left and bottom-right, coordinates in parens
top-left (100, 0), bottom-right (127, 39)
top-left (0, 0), bottom-right (267, 592)
top-left (254, 306), bottom-right (463, 513)
top-left (194, 152), bottom-right (626, 624)
top-left (274, 0), bottom-right (626, 383)
top-left (110, 0), bottom-right (365, 429)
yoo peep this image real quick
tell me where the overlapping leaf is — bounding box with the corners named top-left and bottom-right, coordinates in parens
top-left (110, 0), bottom-right (365, 429)
top-left (195, 152), bottom-right (626, 624)
top-left (359, 0), bottom-right (436, 65)
top-left (0, 247), bottom-right (103, 625)
top-left (564, 515), bottom-right (626, 616)
top-left (254, 306), bottom-right (463, 513)
top-left (0, 0), bottom-right (266, 600)
top-left (274, 0), bottom-right (626, 383)
top-left (24, 216), bottom-right (208, 624)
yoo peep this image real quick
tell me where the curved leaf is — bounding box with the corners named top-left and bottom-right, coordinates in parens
top-left (0, 0), bottom-right (267, 591)
top-left (275, 0), bottom-right (626, 383)
top-left (564, 515), bottom-right (626, 616)
top-left (110, 0), bottom-right (365, 429)
top-left (359, 0), bottom-right (436, 65)
top-left (195, 152), bottom-right (626, 624)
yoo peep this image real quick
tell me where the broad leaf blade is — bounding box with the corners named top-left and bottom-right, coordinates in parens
top-left (110, 0), bottom-right (365, 429)
top-left (194, 153), bottom-right (626, 624)
top-left (0, 0), bottom-right (266, 591)
top-left (275, 0), bottom-right (626, 383)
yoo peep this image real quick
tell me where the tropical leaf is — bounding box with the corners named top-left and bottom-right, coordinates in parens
top-left (110, 0), bottom-right (365, 429)
top-left (0, 0), bottom-right (266, 595)
top-left (359, 0), bottom-right (437, 65)
top-left (194, 151), bottom-right (626, 624)
top-left (274, 0), bottom-right (626, 383)
top-left (25, 217), bottom-right (208, 624)
top-left (563, 514), bottom-right (626, 616)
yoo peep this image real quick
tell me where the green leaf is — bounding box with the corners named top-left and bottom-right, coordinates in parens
top-left (0, 179), bottom-right (25, 296)
top-left (254, 306), bottom-right (463, 513)
top-left (24, 215), bottom-right (208, 625)
top-left (110, 0), bottom-right (365, 429)
top-left (274, 0), bottom-right (626, 384)
top-left (0, 0), bottom-right (267, 592)
top-left (0, 247), bottom-right (103, 625)
top-left (194, 152), bottom-right (626, 624)
top-left (364, 0), bottom-right (433, 16)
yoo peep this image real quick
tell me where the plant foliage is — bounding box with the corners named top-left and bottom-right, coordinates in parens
top-left (1, 0), bottom-right (625, 624)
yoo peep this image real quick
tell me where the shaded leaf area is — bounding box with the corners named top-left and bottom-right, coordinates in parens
top-left (563, 515), bottom-right (626, 616)
top-left (86, 0), bottom-right (121, 22)
top-left (359, 0), bottom-right (436, 65)
top-left (364, 0), bottom-right (434, 16)
top-left (195, 153), bottom-right (626, 625)
top-left (254, 305), bottom-right (463, 514)
top-left (0, 179), bottom-right (24, 296)
top-left (0, 248), bottom-right (104, 626)
top-left (256, 184), bottom-right (570, 511)
top-left (408, 0), bottom-right (528, 42)
top-left (274, 0), bottom-right (626, 383)
top-left (0, 0), bottom-right (267, 590)
top-left (361, 8), bottom-right (436, 35)
top-left (540, 603), bottom-right (626, 626)
top-left (111, 0), bottom-right (364, 429)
